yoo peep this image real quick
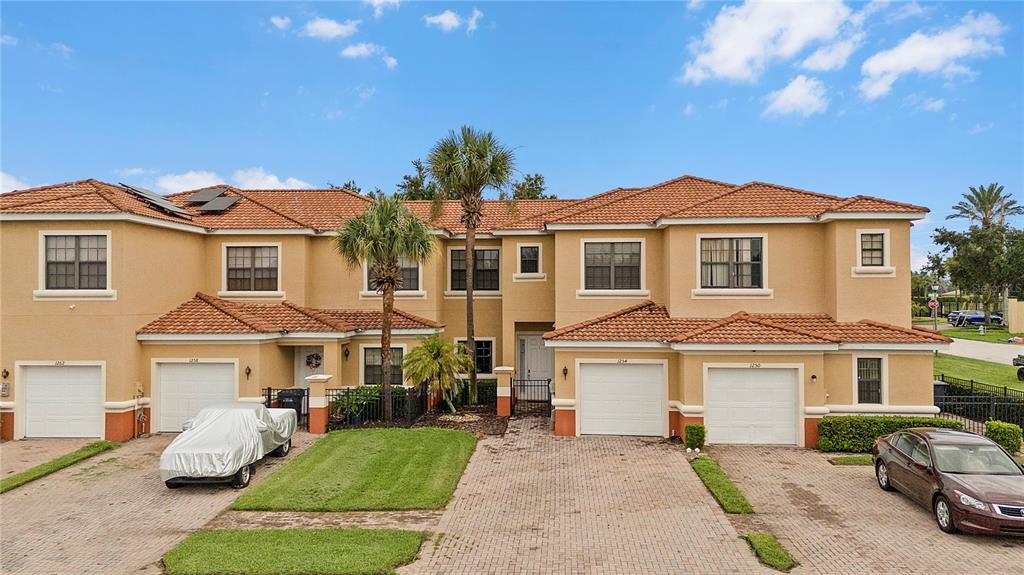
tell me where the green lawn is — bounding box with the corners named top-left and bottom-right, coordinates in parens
top-left (690, 456), bottom-right (754, 514)
top-left (829, 455), bottom-right (873, 466)
top-left (744, 532), bottom-right (798, 572)
top-left (233, 428), bottom-right (476, 511)
top-left (934, 353), bottom-right (1024, 392)
top-left (163, 528), bottom-right (423, 575)
top-left (944, 326), bottom-right (1023, 344)
top-left (0, 440), bottom-right (117, 494)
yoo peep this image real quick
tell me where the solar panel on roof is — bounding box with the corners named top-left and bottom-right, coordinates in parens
top-left (186, 187), bottom-right (228, 203)
top-left (196, 195), bottom-right (242, 212)
top-left (119, 183), bottom-right (192, 217)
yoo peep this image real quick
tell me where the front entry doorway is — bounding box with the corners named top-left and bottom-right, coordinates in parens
top-left (517, 334), bottom-right (553, 381)
top-left (294, 345), bottom-right (325, 388)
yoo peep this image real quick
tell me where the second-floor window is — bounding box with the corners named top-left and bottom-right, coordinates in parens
top-left (519, 246), bottom-right (539, 274)
top-left (45, 235), bottom-right (107, 289)
top-left (857, 357), bottom-right (883, 404)
top-left (584, 241), bottom-right (641, 290)
top-left (860, 233), bottom-right (885, 266)
top-left (226, 246), bottom-right (279, 291)
top-left (367, 256), bottom-right (420, 291)
top-left (451, 248), bottom-right (499, 291)
top-left (700, 237), bottom-right (763, 289)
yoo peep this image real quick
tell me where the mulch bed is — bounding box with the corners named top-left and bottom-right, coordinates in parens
top-left (414, 405), bottom-right (508, 437)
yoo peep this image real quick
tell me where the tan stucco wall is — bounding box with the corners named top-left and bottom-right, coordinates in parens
top-left (825, 220), bottom-right (912, 327)
top-left (821, 352), bottom-right (933, 406)
top-left (679, 353), bottom-right (825, 407)
top-left (1007, 298), bottom-right (1024, 333)
top-left (552, 350), bottom-right (681, 402)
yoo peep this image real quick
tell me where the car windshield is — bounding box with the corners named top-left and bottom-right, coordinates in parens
top-left (932, 444), bottom-right (1022, 475)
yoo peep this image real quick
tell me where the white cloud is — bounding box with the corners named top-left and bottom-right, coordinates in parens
top-left (364, 0), bottom-right (399, 19)
top-left (920, 97), bottom-right (945, 112)
top-left (357, 86), bottom-right (377, 102)
top-left (681, 0), bottom-right (850, 84)
top-left (270, 16), bottom-right (291, 30)
top-left (115, 167), bottom-right (153, 178)
top-left (762, 75), bottom-right (828, 118)
top-left (888, 1), bottom-right (926, 23)
top-left (155, 171), bottom-right (226, 194)
top-left (969, 121), bottom-right (993, 135)
top-left (232, 167), bottom-right (312, 189)
top-left (325, 109), bottom-right (345, 121)
top-left (1, 35), bottom-right (17, 45)
top-left (683, 103), bottom-right (695, 116)
top-left (300, 17), bottom-right (360, 40)
top-left (1, 171), bottom-right (29, 193)
top-left (687, 0), bottom-right (705, 12)
top-left (51, 42), bottom-right (73, 58)
top-left (382, 55), bottom-right (398, 69)
top-left (424, 10), bottom-right (462, 32)
top-left (859, 12), bottom-right (1006, 100)
top-left (712, 98), bottom-right (729, 109)
top-left (801, 32), bottom-right (863, 71)
top-left (467, 8), bottom-right (484, 32)
top-left (339, 42), bottom-right (397, 69)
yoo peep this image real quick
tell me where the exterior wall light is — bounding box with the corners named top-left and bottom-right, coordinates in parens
top-left (344, 348), bottom-right (350, 360)
top-left (811, 374), bottom-right (818, 384)
top-left (245, 366), bottom-right (252, 380)
top-left (562, 366), bottom-right (569, 380)
top-left (1, 368), bottom-right (8, 379)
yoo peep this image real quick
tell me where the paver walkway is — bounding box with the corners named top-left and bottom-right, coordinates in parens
top-left (401, 418), bottom-right (769, 575)
top-left (1, 438), bottom-right (93, 477)
top-left (714, 446), bottom-right (1024, 574)
top-left (0, 431), bottom-right (314, 575)
top-left (948, 337), bottom-right (1024, 364)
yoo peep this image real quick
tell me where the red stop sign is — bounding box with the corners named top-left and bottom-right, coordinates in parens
top-left (928, 300), bottom-right (938, 310)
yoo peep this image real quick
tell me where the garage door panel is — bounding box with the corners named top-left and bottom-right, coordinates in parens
top-left (579, 363), bottom-right (665, 437)
top-left (25, 366), bottom-right (103, 438)
top-left (158, 363), bottom-right (235, 432)
top-left (706, 368), bottom-right (797, 445)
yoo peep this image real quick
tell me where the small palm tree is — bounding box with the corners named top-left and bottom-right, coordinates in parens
top-left (402, 335), bottom-right (474, 414)
top-left (427, 126), bottom-right (515, 403)
top-left (334, 195), bottom-right (436, 422)
top-left (947, 183), bottom-right (1023, 227)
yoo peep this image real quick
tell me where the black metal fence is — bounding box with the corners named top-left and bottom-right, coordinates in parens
top-left (326, 383), bottom-right (430, 430)
top-left (263, 387), bottom-right (309, 430)
top-left (448, 379), bottom-right (497, 410)
top-left (935, 373), bottom-right (1024, 401)
top-left (934, 374), bottom-right (1024, 433)
top-left (512, 378), bottom-right (552, 416)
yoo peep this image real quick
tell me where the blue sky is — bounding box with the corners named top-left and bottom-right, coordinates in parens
top-left (2, 1), bottom-right (1021, 267)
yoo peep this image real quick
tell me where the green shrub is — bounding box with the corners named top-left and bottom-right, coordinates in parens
top-left (817, 416), bottom-right (963, 453)
top-left (684, 423), bottom-right (705, 449)
top-left (986, 420), bottom-right (1022, 454)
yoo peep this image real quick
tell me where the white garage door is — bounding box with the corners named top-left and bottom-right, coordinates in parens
top-left (158, 362), bottom-right (235, 432)
top-left (579, 363), bottom-right (665, 436)
top-left (706, 368), bottom-right (798, 445)
top-left (25, 365), bottom-right (103, 438)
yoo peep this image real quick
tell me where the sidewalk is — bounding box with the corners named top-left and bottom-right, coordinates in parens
top-left (946, 337), bottom-right (1024, 364)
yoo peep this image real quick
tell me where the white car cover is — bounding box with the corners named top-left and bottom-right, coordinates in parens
top-left (159, 403), bottom-right (297, 482)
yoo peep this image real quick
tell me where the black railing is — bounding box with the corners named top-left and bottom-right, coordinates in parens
top-left (263, 387), bottom-right (309, 430)
top-left (326, 383), bottom-right (429, 430)
top-left (935, 373), bottom-right (1024, 401)
top-left (512, 378), bottom-right (552, 416)
top-left (449, 379), bottom-right (498, 410)
top-left (935, 395), bottom-right (1024, 434)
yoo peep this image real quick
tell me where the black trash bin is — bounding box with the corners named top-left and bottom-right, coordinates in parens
top-left (277, 388), bottom-right (306, 415)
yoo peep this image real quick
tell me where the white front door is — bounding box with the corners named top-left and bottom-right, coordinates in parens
top-left (579, 362), bottom-right (666, 436)
top-left (705, 367), bottom-right (799, 445)
top-left (24, 365), bottom-right (103, 438)
top-left (518, 334), bottom-right (553, 381)
top-left (293, 346), bottom-right (324, 388)
top-left (157, 362), bottom-right (236, 432)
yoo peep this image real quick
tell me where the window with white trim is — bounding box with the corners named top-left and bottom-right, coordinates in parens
top-left (226, 246), bottom-right (279, 291)
top-left (457, 338), bottom-right (493, 374)
top-left (860, 233), bottom-right (885, 267)
top-left (519, 245), bottom-right (539, 274)
top-left (45, 235), bottom-right (107, 289)
top-left (700, 237), bottom-right (763, 289)
top-left (857, 357), bottom-right (883, 404)
top-left (363, 347), bottom-right (404, 386)
top-left (583, 242), bottom-right (641, 290)
top-left (367, 256), bottom-right (420, 291)
top-left (450, 249), bottom-right (499, 291)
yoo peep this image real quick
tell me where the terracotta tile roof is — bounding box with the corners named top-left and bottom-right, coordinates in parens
top-left (667, 182), bottom-right (842, 218)
top-left (404, 199), bottom-right (574, 234)
top-left (543, 302), bottom-right (950, 345)
top-left (138, 293), bottom-right (441, 335)
top-left (0, 179), bottom-right (203, 226)
top-left (167, 186), bottom-right (373, 231)
top-left (542, 176), bottom-right (737, 225)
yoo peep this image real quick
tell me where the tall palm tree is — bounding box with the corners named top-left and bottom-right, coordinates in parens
top-left (402, 334), bottom-right (474, 414)
top-left (947, 183), bottom-right (1023, 227)
top-left (334, 195), bottom-right (436, 422)
top-left (427, 127), bottom-right (515, 402)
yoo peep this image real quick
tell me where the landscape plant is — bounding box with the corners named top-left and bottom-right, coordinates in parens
top-left (684, 423), bottom-right (705, 450)
top-left (402, 334), bottom-right (475, 414)
top-left (986, 420), bottom-right (1022, 455)
top-left (817, 416), bottom-right (963, 453)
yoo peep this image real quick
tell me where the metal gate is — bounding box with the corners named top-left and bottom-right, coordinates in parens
top-left (512, 379), bottom-right (552, 416)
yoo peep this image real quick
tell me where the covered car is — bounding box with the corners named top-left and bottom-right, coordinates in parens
top-left (160, 403), bottom-right (296, 489)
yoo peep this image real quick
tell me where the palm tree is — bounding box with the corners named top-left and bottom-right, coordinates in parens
top-left (402, 335), bottom-right (474, 414)
top-left (427, 127), bottom-right (515, 403)
top-left (334, 195), bottom-right (436, 422)
top-left (947, 183), bottom-right (1024, 227)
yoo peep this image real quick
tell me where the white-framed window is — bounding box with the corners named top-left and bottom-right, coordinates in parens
top-left (219, 242), bottom-right (283, 298)
top-left (359, 344), bottom-right (406, 386)
top-left (456, 337), bottom-right (495, 375)
top-left (35, 231), bottom-right (116, 300)
top-left (577, 238), bottom-right (649, 298)
top-left (691, 233), bottom-right (772, 299)
top-left (853, 229), bottom-right (895, 277)
top-left (361, 257), bottom-right (425, 298)
top-left (853, 355), bottom-right (887, 405)
top-left (447, 247), bottom-right (500, 294)
top-left (513, 243), bottom-right (546, 281)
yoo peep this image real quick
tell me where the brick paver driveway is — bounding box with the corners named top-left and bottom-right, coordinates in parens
top-left (402, 418), bottom-right (769, 575)
top-left (1, 438), bottom-right (93, 477)
top-left (714, 446), bottom-right (1024, 574)
top-left (0, 431), bottom-right (314, 575)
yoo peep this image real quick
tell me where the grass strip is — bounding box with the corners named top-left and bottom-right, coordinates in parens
top-left (163, 528), bottom-right (424, 575)
top-left (829, 454), bottom-right (873, 466)
top-left (744, 531), bottom-right (798, 572)
top-left (934, 353), bottom-right (1023, 391)
top-left (0, 440), bottom-right (118, 494)
top-left (690, 455), bottom-right (753, 514)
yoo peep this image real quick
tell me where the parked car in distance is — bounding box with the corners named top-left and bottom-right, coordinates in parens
top-left (160, 403), bottom-right (296, 489)
top-left (873, 428), bottom-right (1024, 537)
top-left (948, 310), bottom-right (1003, 325)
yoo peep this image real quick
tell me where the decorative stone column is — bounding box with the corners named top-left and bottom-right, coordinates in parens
top-left (306, 374), bottom-right (333, 434)
top-left (494, 366), bottom-right (513, 417)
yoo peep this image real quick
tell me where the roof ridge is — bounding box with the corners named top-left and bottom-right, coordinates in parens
top-left (663, 183), bottom-right (755, 218)
top-left (501, 187), bottom-right (637, 228)
top-left (226, 188), bottom-right (316, 230)
top-left (194, 292), bottom-right (278, 333)
top-left (0, 188), bottom-right (121, 211)
top-left (544, 300), bottom-right (658, 339)
top-left (391, 308), bottom-right (444, 328)
top-left (642, 173), bottom-right (737, 190)
top-left (670, 311), bottom-right (839, 343)
top-left (745, 180), bottom-right (845, 202)
top-left (543, 186), bottom-right (658, 225)
top-left (280, 300), bottom-right (354, 332)
top-left (857, 319), bottom-right (951, 342)
top-left (0, 178), bottom-right (108, 197)
top-left (824, 194), bottom-right (929, 213)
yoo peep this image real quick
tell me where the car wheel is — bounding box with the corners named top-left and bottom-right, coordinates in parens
top-left (272, 439), bottom-right (291, 457)
top-left (934, 495), bottom-right (958, 534)
top-left (231, 464), bottom-right (253, 489)
top-left (875, 461), bottom-right (894, 491)
top-left (165, 480), bottom-right (183, 489)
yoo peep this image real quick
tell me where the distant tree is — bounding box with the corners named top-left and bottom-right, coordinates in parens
top-left (946, 183), bottom-right (1023, 227)
top-left (397, 160), bottom-right (452, 201)
top-left (910, 271), bottom-right (932, 299)
top-left (511, 173), bottom-right (555, 199)
top-left (933, 224), bottom-right (1022, 324)
top-left (328, 180), bottom-right (363, 195)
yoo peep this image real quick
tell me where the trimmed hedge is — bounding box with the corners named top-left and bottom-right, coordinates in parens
top-left (817, 416), bottom-right (963, 453)
top-left (684, 423), bottom-right (705, 450)
top-left (986, 420), bottom-right (1022, 455)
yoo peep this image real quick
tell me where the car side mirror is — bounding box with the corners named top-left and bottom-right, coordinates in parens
top-left (181, 419), bottom-right (195, 432)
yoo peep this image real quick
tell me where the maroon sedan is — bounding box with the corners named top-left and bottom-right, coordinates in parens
top-left (872, 428), bottom-right (1024, 536)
